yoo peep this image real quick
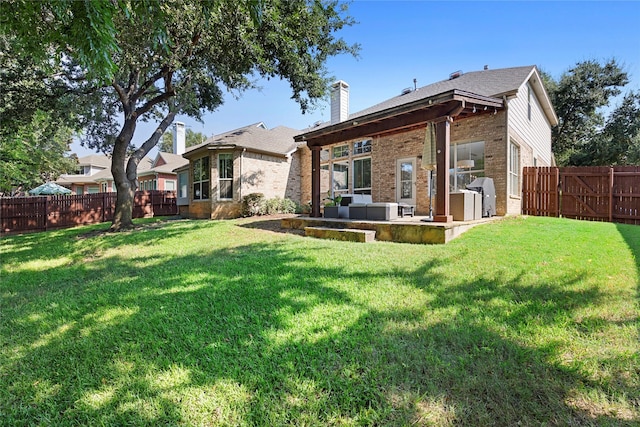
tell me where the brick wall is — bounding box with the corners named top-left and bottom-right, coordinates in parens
top-left (451, 111), bottom-right (508, 215)
top-left (241, 151), bottom-right (294, 200)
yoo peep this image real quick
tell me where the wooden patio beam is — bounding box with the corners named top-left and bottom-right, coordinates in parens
top-left (434, 118), bottom-right (453, 223)
top-left (311, 146), bottom-right (321, 217)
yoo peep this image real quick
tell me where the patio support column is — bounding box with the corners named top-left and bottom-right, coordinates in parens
top-left (434, 117), bottom-right (453, 223)
top-left (311, 145), bottom-right (321, 217)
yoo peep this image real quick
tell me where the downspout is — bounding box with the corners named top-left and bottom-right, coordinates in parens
top-left (503, 94), bottom-right (510, 216)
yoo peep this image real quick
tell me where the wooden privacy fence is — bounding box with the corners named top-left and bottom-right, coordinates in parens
top-left (1, 190), bottom-right (178, 234)
top-left (522, 166), bottom-right (640, 224)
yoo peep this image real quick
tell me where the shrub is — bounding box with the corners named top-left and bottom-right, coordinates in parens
top-left (242, 193), bottom-right (265, 217)
top-left (242, 194), bottom-right (297, 216)
top-left (263, 197), bottom-right (297, 215)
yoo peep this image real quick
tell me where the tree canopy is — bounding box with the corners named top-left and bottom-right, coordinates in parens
top-left (546, 59), bottom-right (640, 166)
top-left (0, 34), bottom-right (80, 194)
top-left (3, 0), bottom-right (358, 230)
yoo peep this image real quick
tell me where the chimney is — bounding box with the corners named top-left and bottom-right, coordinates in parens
top-left (173, 122), bottom-right (186, 155)
top-left (330, 80), bottom-right (349, 125)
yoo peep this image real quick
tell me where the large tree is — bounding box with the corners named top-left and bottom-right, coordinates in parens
top-left (4, 0), bottom-right (357, 230)
top-left (546, 59), bottom-right (636, 166)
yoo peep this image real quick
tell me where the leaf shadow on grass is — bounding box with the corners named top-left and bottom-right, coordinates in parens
top-left (1, 226), bottom-right (638, 425)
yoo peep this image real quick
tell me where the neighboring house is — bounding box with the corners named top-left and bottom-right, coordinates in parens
top-left (56, 153), bottom-right (188, 194)
top-left (57, 123), bottom-right (189, 194)
top-left (56, 154), bottom-right (118, 194)
top-left (180, 122), bottom-right (306, 219)
top-left (295, 65), bottom-right (558, 221)
top-left (135, 152), bottom-right (189, 192)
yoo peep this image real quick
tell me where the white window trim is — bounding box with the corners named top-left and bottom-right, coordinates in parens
top-left (509, 141), bottom-right (520, 197)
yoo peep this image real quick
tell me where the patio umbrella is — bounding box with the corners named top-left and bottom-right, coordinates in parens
top-left (28, 182), bottom-right (72, 195)
top-left (421, 122), bottom-right (436, 170)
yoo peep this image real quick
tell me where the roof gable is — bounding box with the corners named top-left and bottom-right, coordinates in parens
top-left (303, 65), bottom-right (557, 136)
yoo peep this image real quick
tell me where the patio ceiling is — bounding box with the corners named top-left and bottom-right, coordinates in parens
top-left (296, 89), bottom-right (504, 147)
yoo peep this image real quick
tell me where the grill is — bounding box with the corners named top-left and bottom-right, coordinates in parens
top-left (466, 177), bottom-right (496, 217)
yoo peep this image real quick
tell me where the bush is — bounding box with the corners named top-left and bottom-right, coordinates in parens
top-left (242, 193), bottom-right (265, 217)
top-left (242, 194), bottom-right (297, 216)
top-left (263, 197), bottom-right (297, 215)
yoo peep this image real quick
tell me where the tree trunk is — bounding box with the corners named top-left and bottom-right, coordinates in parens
top-left (110, 119), bottom-right (137, 231)
top-left (109, 111), bottom-right (177, 231)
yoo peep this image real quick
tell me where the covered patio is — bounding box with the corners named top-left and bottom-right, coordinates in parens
top-left (295, 89), bottom-right (504, 223)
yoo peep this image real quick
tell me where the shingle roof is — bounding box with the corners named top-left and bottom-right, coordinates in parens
top-left (77, 154), bottom-right (112, 168)
top-left (56, 156), bottom-right (154, 184)
top-left (185, 123), bottom-right (302, 156)
top-left (306, 66), bottom-right (537, 133)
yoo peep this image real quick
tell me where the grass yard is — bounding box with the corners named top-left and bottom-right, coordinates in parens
top-left (1, 216), bottom-right (638, 426)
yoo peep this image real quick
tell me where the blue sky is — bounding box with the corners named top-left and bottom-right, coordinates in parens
top-left (72, 0), bottom-right (640, 157)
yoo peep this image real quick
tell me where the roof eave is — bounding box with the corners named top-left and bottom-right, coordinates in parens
top-left (526, 67), bottom-right (559, 126)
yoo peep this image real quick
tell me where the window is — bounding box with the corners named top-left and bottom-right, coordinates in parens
top-left (509, 142), bottom-right (520, 196)
top-left (353, 157), bottom-right (371, 194)
top-left (332, 161), bottom-right (349, 193)
top-left (321, 141), bottom-right (374, 198)
top-left (218, 153), bottom-right (233, 200)
top-left (449, 141), bottom-right (485, 191)
top-left (165, 180), bottom-right (176, 191)
top-left (352, 139), bottom-right (372, 155)
top-left (332, 145), bottom-right (349, 159)
top-left (193, 156), bottom-right (210, 200)
top-left (178, 172), bottom-right (188, 198)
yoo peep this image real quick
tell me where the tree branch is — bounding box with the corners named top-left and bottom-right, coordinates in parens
top-left (127, 110), bottom-right (177, 181)
top-left (133, 89), bottom-right (175, 118)
top-left (132, 65), bottom-right (170, 101)
top-left (112, 81), bottom-right (129, 105)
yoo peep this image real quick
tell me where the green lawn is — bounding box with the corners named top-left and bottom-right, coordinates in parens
top-left (1, 216), bottom-right (638, 426)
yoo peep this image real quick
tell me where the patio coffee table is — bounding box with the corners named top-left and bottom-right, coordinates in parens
top-left (397, 203), bottom-right (414, 218)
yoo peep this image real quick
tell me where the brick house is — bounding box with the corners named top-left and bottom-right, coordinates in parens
top-left (57, 122), bottom-right (188, 194)
top-left (179, 123), bottom-right (306, 219)
top-left (295, 65), bottom-right (558, 221)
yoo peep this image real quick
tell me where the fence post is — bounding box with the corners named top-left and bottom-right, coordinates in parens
top-left (45, 196), bottom-right (49, 231)
top-left (555, 167), bottom-right (561, 218)
top-left (534, 167), bottom-right (539, 216)
top-left (609, 167), bottom-right (614, 223)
